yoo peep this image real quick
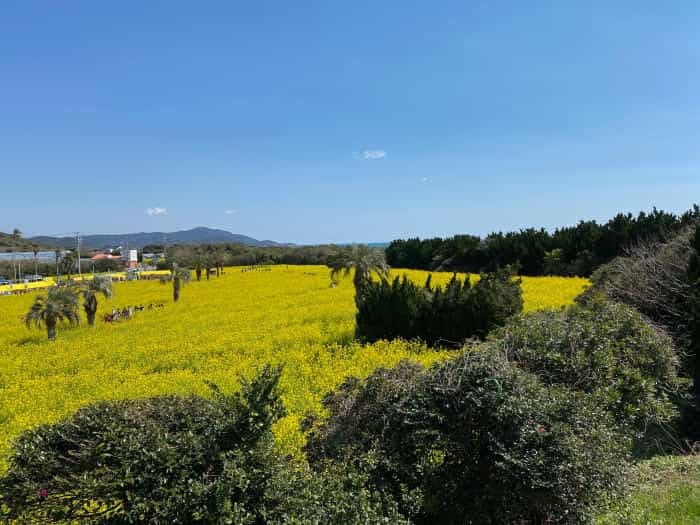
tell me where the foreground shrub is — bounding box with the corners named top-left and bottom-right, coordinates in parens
top-left (485, 300), bottom-right (679, 446)
top-left (356, 269), bottom-right (523, 346)
top-left (0, 365), bottom-right (284, 522)
top-left (0, 365), bottom-right (405, 524)
top-left (306, 351), bottom-right (630, 525)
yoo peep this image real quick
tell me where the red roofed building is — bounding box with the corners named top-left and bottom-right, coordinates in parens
top-left (90, 253), bottom-right (122, 261)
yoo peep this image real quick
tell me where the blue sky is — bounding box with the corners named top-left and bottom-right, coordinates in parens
top-left (1, 1), bottom-right (699, 244)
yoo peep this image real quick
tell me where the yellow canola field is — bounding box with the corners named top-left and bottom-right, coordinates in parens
top-left (0, 266), bottom-right (589, 469)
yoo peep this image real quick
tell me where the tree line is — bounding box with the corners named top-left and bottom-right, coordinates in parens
top-left (386, 205), bottom-right (700, 276)
top-left (165, 243), bottom-right (352, 269)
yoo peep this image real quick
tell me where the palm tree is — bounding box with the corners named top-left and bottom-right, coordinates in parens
top-left (327, 245), bottom-right (390, 306)
top-left (161, 264), bottom-right (191, 302)
top-left (194, 259), bottom-right (203, 282)
top-left (25, 287), bottom-right (80, 341)
top-left (213, 248), bottom-right (225, 277)
top-left (190, 248), bottom-right (205, 281)
top-left (80, 275), bottom-right (114, 326)
top-left (59, 252), bottom-right (76, 282)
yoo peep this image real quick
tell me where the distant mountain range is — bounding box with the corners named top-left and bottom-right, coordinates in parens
top-left (30, 227), bottom-right (286, 250)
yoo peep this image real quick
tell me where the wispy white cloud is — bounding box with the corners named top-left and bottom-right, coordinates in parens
top-left (224, 209), bottom-right (237, 215)
top-left (146, 207), bottom-right (167, 216)
top-left (361, 149), bottom-right (386, 160)
top-left (420, 177), bottom-right (429, 183)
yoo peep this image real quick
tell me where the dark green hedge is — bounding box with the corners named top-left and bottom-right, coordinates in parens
top-left (356, 269), bottom-right (522, 346)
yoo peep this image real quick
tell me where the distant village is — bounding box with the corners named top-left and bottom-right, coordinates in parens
top-left (0, 246), bottom-right (167, 289)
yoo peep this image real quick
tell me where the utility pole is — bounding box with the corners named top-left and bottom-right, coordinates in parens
top-left (76, 233), bottom-right (82, 277)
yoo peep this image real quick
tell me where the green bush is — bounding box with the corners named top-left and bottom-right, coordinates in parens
top-left (0, 366), bottom-right (406, 524)
top-left (356, 269), bottom-right (523, 346)
top-left (0, 365), bottom-right (284, 523)
top-left (485, 300), bottom-right (679, 446)
top-left (306, 350), bottom-right (630, 525)
top-left (256, 455), bottom-right (410, 525)
top-left (355, 275), bottom-right (429, 342)
top-left (433, 269), bottom-right (523, 340)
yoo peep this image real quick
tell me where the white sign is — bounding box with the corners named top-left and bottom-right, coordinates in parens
top-left (128, 249), bottom-right (138, 262)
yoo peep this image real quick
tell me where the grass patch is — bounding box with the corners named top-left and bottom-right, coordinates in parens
top-left (596, 454), bottom-right (700, 524)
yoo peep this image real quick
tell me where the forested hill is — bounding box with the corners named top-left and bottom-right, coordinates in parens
top-left (386, 205), bottom-right (700, 276)
top-left (0, 231), bottom-right (47, 252)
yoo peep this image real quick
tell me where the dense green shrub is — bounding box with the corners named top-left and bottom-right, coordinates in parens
top-left (485, 300), bottom-right (679, 445)
top-left (306, 351), bottom-right (630, 525)
top-left (356, 270), bottom-right (523, 346)
top-left (255, 454), bottom-right (410, 525)
top-left (0, 365), bottom-right (284, 523)
top-left (355, 275), bottom-right (429, 342)
top-left (431, 270), bottom-right (522, 340)
top-left (0, 366), bottom-right (405, 524)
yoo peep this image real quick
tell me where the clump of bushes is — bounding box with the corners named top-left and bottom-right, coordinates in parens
top-left (356, 269), bottom-right (523, 346)
top-left (484, 300), bottom-right (679, 449)
top-left (355, 275), bottom-right (427, 343)
top-left (306, 350), bottom-right (630, 525)
top-left (0, 366), bottom-right (406, 524)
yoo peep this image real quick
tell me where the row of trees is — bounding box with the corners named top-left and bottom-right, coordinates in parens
top-left (165, 205), bottom-right (699, 279)
top-left (386, 205), bottom-right (700, 276)
top-left (165, 242), bottom-right (346, 270)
